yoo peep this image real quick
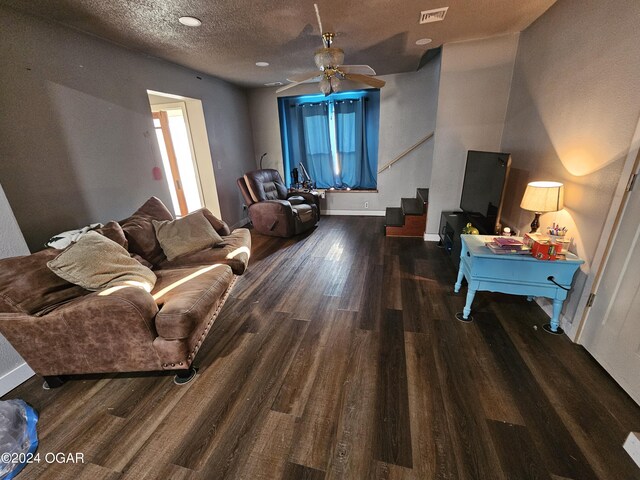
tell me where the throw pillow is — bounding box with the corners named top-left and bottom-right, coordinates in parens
top-left (95, 221), bottom-right (128, 249)
top-left (119, 197), bottom-right (174, 266)
top-left (153, 210), bottom-right (223, 261)
top-left (47, 231), bottom-right (156, 292)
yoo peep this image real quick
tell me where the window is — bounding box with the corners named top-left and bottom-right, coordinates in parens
top-left (278, 89), bottom-right (380, 190)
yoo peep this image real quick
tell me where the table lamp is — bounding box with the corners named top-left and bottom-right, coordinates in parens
top-left (520, 181), bottom-right (564, 233)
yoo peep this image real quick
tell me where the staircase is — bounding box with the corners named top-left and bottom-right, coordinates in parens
top-left (385, 188), bottom-right (429, 237)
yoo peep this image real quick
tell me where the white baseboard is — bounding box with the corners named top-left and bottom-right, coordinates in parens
top-left (424, 233), bottom-right (440, 242)
top-left (0, 362), bottom-right (35, 396)
top-left (323, 210), bottom-right (385, 216)
top-left (624, 432), bottom-right (640, 468)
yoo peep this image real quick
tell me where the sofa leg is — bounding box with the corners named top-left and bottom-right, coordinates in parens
top-left (173, 366), bottom-right (197, 385)
top-left (42, 376), bottom-right (66, 390)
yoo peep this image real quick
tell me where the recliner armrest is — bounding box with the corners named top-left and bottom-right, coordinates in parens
top-left (250, 199), bottom-right (293, 214)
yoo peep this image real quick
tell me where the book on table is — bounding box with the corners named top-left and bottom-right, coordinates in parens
top-left (493, 237), bottom-right (524, 247)
top-left (485, 241), bottom-right (531, 255)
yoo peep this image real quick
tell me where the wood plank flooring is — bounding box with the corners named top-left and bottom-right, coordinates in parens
top-left (4, 216), bottom-right (640, 479)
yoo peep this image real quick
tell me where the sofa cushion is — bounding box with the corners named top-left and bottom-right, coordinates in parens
top-left (47, 231), bottom-right (157, 292)
top-left (153, 210), bottom-right (223, 261)
top-left (95, 221), bottom-right (128, 249)
top-left (156, 228), bottom-right (251, 275)
top-left (120, 197), bottom-right (174, 265)
top-left (0, 249), bottom-right (89, 316)
top-left (152, 264), bottom-right (234, 340)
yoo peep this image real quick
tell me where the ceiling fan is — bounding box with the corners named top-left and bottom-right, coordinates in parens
top-left (276, 4), bottom-right (386, 95)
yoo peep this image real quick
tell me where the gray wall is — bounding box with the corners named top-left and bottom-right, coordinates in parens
top-left (0, 183), bottom-right (33, 394)
top-left (426, 33), bottom-right (520, 235)
top-left (0, 7), bottom-right (256, 250)
top-left (499, 0), bottom-right (640, 326)
top-left (247, 60), bottom-right (441, 213)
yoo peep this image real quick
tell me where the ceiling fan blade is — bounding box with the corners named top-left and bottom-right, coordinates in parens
top-left (287, 71), bottom-right (322, 83)
top-left (344, 73), bottom-right (386, 89)
top-left (276, 81), bottom-right (305, 93)
top-left (339, 65), bottom-right (377, 76)
top-left (314, 3), bottom-right (323, 37)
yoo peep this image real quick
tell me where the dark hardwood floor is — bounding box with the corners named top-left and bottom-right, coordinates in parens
top-left (5, 216), bottom-right (640, 479)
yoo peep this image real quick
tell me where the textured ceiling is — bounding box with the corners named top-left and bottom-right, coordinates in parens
top-left (1, 0), bottom-right (555, 87)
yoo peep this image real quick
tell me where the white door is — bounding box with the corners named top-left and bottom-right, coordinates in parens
top-left (580, 164), bottom-right (640, 405)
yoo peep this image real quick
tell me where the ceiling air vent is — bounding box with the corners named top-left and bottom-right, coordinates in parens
top-left (419, 7), bottom-right (449, 24)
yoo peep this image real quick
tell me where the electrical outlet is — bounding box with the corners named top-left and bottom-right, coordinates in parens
top-left (364, 202), bottom-right (369, 209)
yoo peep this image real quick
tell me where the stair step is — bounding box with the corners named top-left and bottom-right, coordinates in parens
top-left (385, 207), bottom-right (404, 227)
top-left (417, 188), bottom-right (429, 204)
top-left (401, 198), bottom-right (424, 216)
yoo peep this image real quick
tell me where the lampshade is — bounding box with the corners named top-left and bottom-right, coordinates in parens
top-left (520, 181), bottom-right (564, 212)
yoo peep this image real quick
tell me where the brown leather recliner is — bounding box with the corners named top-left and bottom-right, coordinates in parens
top-left (237, 169), bottom-right (320, 237)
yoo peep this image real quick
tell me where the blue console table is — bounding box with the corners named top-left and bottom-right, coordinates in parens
top-left (454, 235), bottom-right (584, 334)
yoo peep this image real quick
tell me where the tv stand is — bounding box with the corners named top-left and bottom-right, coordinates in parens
top-left (439, 211), bottom-right (492, 268)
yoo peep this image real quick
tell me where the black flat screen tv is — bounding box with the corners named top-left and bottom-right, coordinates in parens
top-left (459, 150), bottom-right (511, 235)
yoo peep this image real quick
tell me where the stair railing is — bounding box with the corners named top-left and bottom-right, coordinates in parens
top-left (377, 131), bottom-right (435, 174)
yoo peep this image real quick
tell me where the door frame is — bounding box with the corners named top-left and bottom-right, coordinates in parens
top-left (153, 110), bottom-right (189, 216)
top-left (573, 115), bottom-right (640, 342)
top-left (147, 91), bottom-right (222, 219)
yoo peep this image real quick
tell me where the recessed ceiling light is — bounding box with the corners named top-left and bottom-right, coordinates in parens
top-left (264, 82), bottom-right (283, 87)
top-left (178, 16), bottom-right (202, 27)
top-left (255, 61), bottom-right (270, 67)
top-left (415, 38), bottom-right (432, 46)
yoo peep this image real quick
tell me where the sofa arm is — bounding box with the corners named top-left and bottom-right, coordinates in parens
top-left (0, 287), bottom-right (163, 376)
top-left (248, 200), bottom-right (295, 237)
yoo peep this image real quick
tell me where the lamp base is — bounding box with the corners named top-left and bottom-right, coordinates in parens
top-left (530, 212), bottom-right (542, 233)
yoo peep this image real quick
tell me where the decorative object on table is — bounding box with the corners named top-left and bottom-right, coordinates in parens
top-left (520, 181), bottom-right (564, 233)
top-left (524, 231), bottom-right (570, 255)
top-left (502, 227), bottom-right (511, 236)
top-left (531, 239), bottom-right (559, 260)
top-left (461, 222), bottom-right (479, 235)
top-left (454, 234), bottom-right (584, 335)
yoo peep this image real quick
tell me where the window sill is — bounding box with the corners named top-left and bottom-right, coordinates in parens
top-left (318, 189), bottom-right (378, 193)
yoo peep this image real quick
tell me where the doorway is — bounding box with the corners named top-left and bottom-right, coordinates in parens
top-left (147, 91), bottom-right (222, 219)
top-left (579, 153), bottom-right (640, 405)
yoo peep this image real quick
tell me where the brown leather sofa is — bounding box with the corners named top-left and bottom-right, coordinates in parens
top-left (0, 197), bottom-right (251, 386)
top-left (237, 169), bottom-right (319, 237)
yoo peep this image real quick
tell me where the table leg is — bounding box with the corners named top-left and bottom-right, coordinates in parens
top-left (455, 267), bottom-right (464, 293)
top-left (543, 298), bottom-right (564, 335)
top-left (464, 289), bottom-right (476, 319)
top-left (551, 299), bottom-right (563, 331)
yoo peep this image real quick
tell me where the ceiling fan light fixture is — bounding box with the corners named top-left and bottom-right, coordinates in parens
top-left (319, 76), bottom-right (332, 95)
top-left (314, 47), bottom-right (345, 70)
top-left (178, 16), bottom-right (202, 27)
top-left (329, 75), bottom-right (341, 93)
top-left (415, 38), bottom-right (432, 45)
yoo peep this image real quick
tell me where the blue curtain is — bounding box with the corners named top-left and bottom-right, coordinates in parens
top-left (300, 103), bottom-right (336, 188)
top-left (279, 91), bottom-right (379, 189)
top-left (334, 99), bottom-right (376, 188)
